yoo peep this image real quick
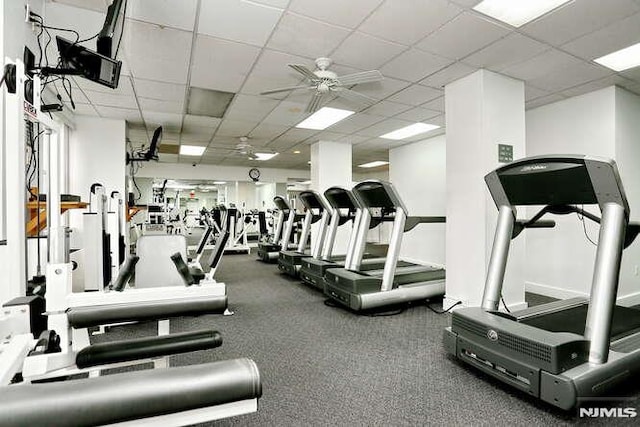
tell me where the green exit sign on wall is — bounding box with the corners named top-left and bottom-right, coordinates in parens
top-left (498, 144), bottom-right (513, 163)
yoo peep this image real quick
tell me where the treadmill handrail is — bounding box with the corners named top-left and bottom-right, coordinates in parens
top-left (404, 216), bottom-right (446, 232)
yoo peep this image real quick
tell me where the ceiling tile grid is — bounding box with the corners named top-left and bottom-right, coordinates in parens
top-left (44, 0), bottom-right (640, 169)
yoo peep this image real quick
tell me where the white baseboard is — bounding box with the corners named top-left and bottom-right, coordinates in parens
top-left (526, 281), bottom-right (640, 307)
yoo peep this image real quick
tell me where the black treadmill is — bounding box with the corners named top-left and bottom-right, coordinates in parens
top-left (444, 155), bottom-right (640, 410)
top-left (256, 196), bottom-right (294, 263)
top-left (300, 186), bottom-right (404, 291)
top-left (277, 190), bottom-right (328, 278)
top-left (324, 180), bottom-right (446, 311)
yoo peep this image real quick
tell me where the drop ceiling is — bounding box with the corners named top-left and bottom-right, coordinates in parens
top-left (47, 0), bottom-right (640, 170)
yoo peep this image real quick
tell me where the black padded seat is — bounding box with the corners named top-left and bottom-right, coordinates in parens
top-left (0, 358), bottom-right (261, 427)
top-left (67, 295), bottom-right (228, 329)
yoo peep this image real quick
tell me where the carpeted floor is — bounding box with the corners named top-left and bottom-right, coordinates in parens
top-left (95, 253), bottom-right (640, 426)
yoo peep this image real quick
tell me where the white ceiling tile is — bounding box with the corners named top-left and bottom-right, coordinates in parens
top-left (288, 0), bottom-right (384, 29)
top-left (355, 118), bottom-right (414, 137)
top-left (380, 49), bottom-right (453, 82)
top-left (525, 85), bottom-right (550, 101)
top-left (521, 0), bottom-right (640, 46)
top-left (73, 75), bottom-right (134, 97)
top-left (529, 61), bottom-right (612, 93)
top-left (353, 77), bottom-right (412, 99)
top-left (560, 75), bottom-right (639, 98)
top-left (183, 115), bottom-right (221, 128)
top-left (267, 12), bottom-right (351, 58)
top-left (190, 35), bottom-right (261, 92)
top-left (561, 12), bottom-right (640, 60)
top-left (95, 106), bottom-right (141, 122)
top-left (224, 94), bottom-right (280, 122)
top-left (248, 123), bottom-right (289, 140)
top-left (44, 3), bottom-right (106, 41)
top-left (240, 49), bottom-right (310, 97)
top-left (84, 90), bottom-right (138, 109)
top-left (138, 98), bottom-right (184, 114)
top-left (525, 94), bottom-right (568, 110)
top-left (159, 154), bottom-right (179, 163)
top-left (362, 101), bottom-right (412, 117)
top-left (268, 128), bottom-right (319, 145)
top-left (332, 32), bottom-right (407, 70)
top-left (216, 119), bottom-right (260, 137)
top-left (417, 12), bottom-right (509, 60)
top-left (419, 62), bottom-right (476, 88)
top-left (251, 0), bottom-right (290, 8)
top-left (261, 100), bottom-right (308, 126)
top-left (421, 96), bottom-right (445, 112)
top-left (128, 0), bottom-right (199, 31)
top-left (123, 20), bottom-right (192, 84)
top-left (501, 49), bottom-right (581, 82)
top-left (198, 0), bottom-right (283, 46)
top-left (306, 130), bottom-right (349, 144)
top-left (393, 107), bottom-right (441, 122)
top-left (359, 0), bottom-right (462, 45)
top-left (387, 85), bottom-right (442, 106)
top-left (142, 112), bottom-right (183, 130)
top-left (134, 79), bottom-right (186, 102)
top-left (334, 134), bottom-right (370, 145)
top-left (68, 103), bottom-right (99, 116)
top-left (463, 33), bottom-right (548, 71)
top-left (51, 0), bottom-right (106, 12)
top-left (326, 113), bottom-right (385, 134)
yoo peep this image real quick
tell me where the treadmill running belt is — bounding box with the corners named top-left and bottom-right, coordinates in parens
top-left (521, 304), bottom-right (640, 340)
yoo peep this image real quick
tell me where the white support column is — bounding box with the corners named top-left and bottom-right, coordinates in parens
top-left (310, 140), bottom-right (352, 253)
top-left (444, 70), bottom-right (527, 309)
top-left (4, 59), bottom-right (27, 302)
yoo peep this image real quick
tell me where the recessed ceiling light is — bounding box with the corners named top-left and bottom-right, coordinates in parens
top-left (293, 150), bottom-right (301, 154)
top-left (358, 161), bottom-right (389, 168)
top-left (180, 145), bottom-right (206, 156)
top-left (594, 42), bottom-right (640, 71)
top-left (380, 123), bottom-right (440, 140)
top-left (213, 181), bottom-right (226, 185)
top-left (473, 0), bottom-right (571, 28)
top-left (296, 107), bottom-right (355, 130)
top-left (253, 152), bottom-right (279, 161)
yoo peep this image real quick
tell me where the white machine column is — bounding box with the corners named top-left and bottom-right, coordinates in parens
top-left (444, 70), bottom-right (526, 309)
top-left (310, 140), bottom-right (352, 253)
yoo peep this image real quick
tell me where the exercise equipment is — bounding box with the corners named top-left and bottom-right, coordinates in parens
top-left (277, 190), bottom-right (329, 277)
top-left (444, 155), bottom-right (640, 410)
top-left (256, 196), bottom-right (303, 263)
top-left (324, 180), bottom-right (446, 311)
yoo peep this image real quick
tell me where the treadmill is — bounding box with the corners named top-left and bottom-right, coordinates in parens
top-left (444, 155), bottom-right (640, 410)
top-left (324, 180), bottom-right (446, 311)
top-left (256, 196), bottom-right (304, 263)
top-left (278, 190), bottom-right (329, 278)
top-left (300, 186), bottom-right (404, 291)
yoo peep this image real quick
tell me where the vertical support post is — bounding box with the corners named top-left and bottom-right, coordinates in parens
top-left (297, 211), bottom-right (313, 252)
top-left (346, 208), bottom-right (370, 271)
top-left (481, 205), bottom-right (516, 311)
top-left (380, 207), bottom-right (406, 292)
top-left (343, 208), bottom-right (362, 266)
top-left (46, 129), bottom-right (66, 264)
top-left (315, 209), bottom-right (333, 259)
top-left (272, 211), bottom-right (284, 244)
top-left (584, 202), bottom-right (626, 364)
top-left (280, 210), bottom-right (295, 249)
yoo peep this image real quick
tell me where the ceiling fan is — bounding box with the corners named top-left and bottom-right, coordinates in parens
top-left (207, 137), bottom-right (278, 161)
top-left (260, 57), bottom-right (384, 113)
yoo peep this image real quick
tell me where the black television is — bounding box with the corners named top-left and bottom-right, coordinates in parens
top-left (56, 36), bottom-right (122, 89)
top-left (97, 0), bottom-right (127, 58)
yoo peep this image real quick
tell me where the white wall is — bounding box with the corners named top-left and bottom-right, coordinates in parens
top-left (136, 162), bottom-right (309, 184)
top-left (390, 135), bottom-right (446, 266)
top-left (353, 169), bottom-right (389, 182)
top-left (525, 86), bottom-right (640, 305)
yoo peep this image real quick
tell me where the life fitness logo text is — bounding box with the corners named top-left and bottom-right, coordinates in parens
top-left (579, 408), bottom-right (637, 418)
top-left (520, 165), bottom-right (547, 172)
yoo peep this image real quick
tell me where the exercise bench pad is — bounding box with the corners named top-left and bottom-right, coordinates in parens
top-left (0, 358), bottom-right (261, 427)
top-left (67, 295), bottom-right (228, 328)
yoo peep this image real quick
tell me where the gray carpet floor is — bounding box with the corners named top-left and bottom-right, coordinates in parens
top-left (95, 253), bottom-right (640, 426)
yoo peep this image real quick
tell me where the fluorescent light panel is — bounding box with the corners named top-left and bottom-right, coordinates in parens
top-left (180, 145), bottom-right (206, 156)
top-left (254, 152), bottom-right (278, 161)
top-left (594, 42), bottom-right (640, 71)
top-left (380, 123), bottom-right (440, 140)
top-left (359, 161), bottom-right (389, 168)
top-left (296, 107), bottom-right (355, 130)
top-left (473, 0), bottom-right (571, 28)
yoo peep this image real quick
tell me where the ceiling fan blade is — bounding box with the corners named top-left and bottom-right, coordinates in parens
top-left (289, 64), bottom-right (320, 82)
top-left (336, 70), bottom-right (383, 86)
top-left (305, 91), bottom-right (325, 114)
top-left (335, 88), bottom-right (377, 106)
top-left (260, 85), bottom-right (309, 95)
